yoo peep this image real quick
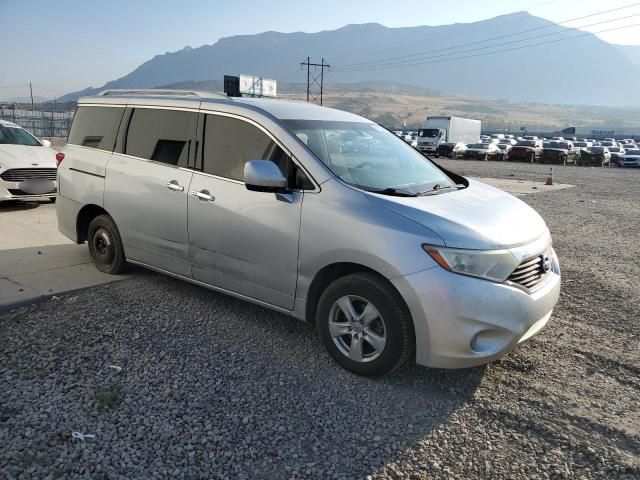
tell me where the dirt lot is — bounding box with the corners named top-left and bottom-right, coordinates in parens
top-left (1, 161), bottom-right (639, 479)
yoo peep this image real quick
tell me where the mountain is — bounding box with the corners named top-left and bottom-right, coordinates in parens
top-left (616, 45), bottom-right (640, 68)
top-left (1, 95), bottom-right (50, 103)
top-left (59, 12), bottom-right (640, 105)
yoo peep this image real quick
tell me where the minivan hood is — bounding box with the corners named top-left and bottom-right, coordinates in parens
top-left (365, 179), bottom-right (549, 250)
top-left (0, 144), bottom-right (56, 169)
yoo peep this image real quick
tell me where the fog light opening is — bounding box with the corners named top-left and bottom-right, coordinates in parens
top-left (470, 329), bottom-right (506, 355)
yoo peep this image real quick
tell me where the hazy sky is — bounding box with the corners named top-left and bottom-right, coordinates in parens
top-left (1, 0), bottom-right (639, 99)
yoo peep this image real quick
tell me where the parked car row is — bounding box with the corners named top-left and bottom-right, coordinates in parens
top-left (433, 134), bottom-right (639, 167)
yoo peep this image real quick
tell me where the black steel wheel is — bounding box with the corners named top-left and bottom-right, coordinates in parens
top-left (88, 214), bottom-right (127, 274)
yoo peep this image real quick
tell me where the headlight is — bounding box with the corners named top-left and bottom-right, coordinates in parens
top-left (422, 244), bottom-right (520, 282)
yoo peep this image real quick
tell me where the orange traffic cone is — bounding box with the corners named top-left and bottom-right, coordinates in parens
top-left (545, 167), bottom-right (553, 186)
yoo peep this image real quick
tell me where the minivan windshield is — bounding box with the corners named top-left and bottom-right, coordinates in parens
top-left (283, 120), bottom-right (455, 194)
top-left (0, 124), bottom-right (41, 146)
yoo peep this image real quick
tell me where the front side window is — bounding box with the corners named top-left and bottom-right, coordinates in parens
top-left (68, 106), bottom-right (125, 151)
top-left (284, 120), bottom-right (454, 194)
top-left (202, 114), bottom-right (313, 189)
top-left (125, 109), bottom-right (195, 167)
top-left (0, 124), bottom-right (41, 146)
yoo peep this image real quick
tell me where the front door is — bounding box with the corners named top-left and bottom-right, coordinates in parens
top-left (105, 107), bottom-right (197, 277)
top-left (188, 113), bottom-right (310, 310)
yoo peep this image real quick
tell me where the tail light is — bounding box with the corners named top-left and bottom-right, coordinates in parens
top-left (55, 152), bottom-right (65, 167)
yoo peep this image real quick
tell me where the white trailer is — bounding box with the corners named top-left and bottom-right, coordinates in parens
top-left (416, 116), bottom-right (481, 154)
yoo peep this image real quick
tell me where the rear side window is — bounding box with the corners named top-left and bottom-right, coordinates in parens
top-left (125, 108), bottom-right (195, 167)
top-left (202, 114), bottom-right (313, 189)
top-left (68, 106), bottom-right (124, 151)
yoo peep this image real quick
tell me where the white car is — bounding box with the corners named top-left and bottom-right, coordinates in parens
top-left (0, 120), bottom-right (58, 201)
top-left (619, 148), bottom-right (640, 167)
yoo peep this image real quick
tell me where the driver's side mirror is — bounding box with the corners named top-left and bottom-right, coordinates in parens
top-left (244, 160), bottom-right (287, 192)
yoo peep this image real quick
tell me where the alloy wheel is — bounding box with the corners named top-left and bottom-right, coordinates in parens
top-left (328, 295), bottom-right (387, 362)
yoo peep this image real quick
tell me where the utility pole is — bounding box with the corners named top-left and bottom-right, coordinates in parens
top-left (301, 57), bottom-right (330, 105)
top-left (29, 82), bottom-right (34, 111)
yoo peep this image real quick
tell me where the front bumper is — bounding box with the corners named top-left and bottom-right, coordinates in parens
top-left (0, 179), bottom-right (57, 200)
top-left (418, 145), bottom-right (437, 153)
top-left (619, 158), bottom-right (640, 167)
top-left (579, 156), bottom-right (605, 165)
top-left (391, 250), bottom-right (561, 368)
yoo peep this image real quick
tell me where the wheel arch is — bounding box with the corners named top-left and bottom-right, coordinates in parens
top-left (304, 262), bottom-right (412, 331)
top-left (76, 204), bottom-right (109, 243)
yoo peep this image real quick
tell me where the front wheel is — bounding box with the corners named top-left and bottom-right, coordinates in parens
top-left (316, 273), bottom-right (414, 377)
top-left (88, 214), bottom-right (127, 274)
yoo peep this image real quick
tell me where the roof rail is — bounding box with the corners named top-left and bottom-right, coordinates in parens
top-left (97, 89), bottom-right (229, 100)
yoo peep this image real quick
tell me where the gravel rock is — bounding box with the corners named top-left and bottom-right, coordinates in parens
top-left (1, 160), bottom-right (639, 479)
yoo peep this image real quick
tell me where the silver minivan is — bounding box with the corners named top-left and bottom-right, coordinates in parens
top-left (57, 90), bottom-right (560, 376)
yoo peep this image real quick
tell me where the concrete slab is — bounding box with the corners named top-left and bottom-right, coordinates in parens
top-left (0, 201), bottom-right (125, 309)
top-left (471, 177), bottom-right (574, 196)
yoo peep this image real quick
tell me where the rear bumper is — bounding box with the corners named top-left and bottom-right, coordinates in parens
top-left (391, 249), bottom-right (561, 369)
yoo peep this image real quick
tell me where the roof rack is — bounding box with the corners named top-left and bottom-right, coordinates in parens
top-left (97, 89), bottom-right (229, 100)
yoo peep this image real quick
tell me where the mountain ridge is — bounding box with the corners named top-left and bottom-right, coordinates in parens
top-left (59, 13), bottom-right (640, 105)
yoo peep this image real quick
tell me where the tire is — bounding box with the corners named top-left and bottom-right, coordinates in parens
top-left (316, 272), bottom-right (415, 377)
top-left (49, 197), bottom-right (57, 203)
top-left (87, 214), bottom-right (127, 274)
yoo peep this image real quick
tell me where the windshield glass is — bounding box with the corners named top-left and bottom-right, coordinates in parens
top-left (574, 142), bottom-right (587, 147)
top-left (418, 128), bottom-right (440, 138)
top-left (0, 124), bottom-right (41, 146)
top-left (588, 147), bottom-right (604, 153)
top-left (517, 140), bottom-right (536, 147)
top-left (468, 143), bottom-right (488, 149)
top-left (609, 147), bottom-right (621, 152)
top-left (283, 120), bottom-right (454, 193)
top-left (627, 149), bottom-right (640, 155)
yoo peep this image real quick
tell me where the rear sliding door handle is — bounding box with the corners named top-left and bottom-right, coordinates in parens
top-left (191, 190), bottom-right (215, 202)
top-left (166, 182), bottom-right (184, 192)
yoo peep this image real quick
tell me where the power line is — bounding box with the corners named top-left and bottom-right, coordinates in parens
top-left (332, 1), bottom-right (640, 70)
top-left (333, 12), bottom-right (640, 72)
top-left (331, 22), bottom-right (640, 73)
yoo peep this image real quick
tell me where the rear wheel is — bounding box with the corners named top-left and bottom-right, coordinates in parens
top-left (88, 214), bottom-right (127, 274)
top-left (316, 273), bottom-right (414, 377)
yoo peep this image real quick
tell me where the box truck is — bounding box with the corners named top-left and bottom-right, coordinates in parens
top-left (416, 116), bottom-right (481, 154)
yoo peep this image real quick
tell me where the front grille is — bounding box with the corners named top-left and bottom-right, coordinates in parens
top-left (0, 168), bottom-right (57, 182)
top-left (508, 255), bottom-right (546, 290)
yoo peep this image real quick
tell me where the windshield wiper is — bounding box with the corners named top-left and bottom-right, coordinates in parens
top-left (416, 184), bottom-right (463, 196)
top-left (365, 187), bottom-right (418, 197)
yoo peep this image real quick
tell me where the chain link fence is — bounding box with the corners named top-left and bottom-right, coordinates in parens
top-left (0, 108), bottom-right (74, 138)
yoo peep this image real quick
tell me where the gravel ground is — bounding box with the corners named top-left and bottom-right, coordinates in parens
top-left (1, 160), bottom-right (639, 479)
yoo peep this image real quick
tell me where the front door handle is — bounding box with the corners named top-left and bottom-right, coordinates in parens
top-left (166, 181), bottom-right (184, 192)
top-left (191, 190), bottom-right (215, 202)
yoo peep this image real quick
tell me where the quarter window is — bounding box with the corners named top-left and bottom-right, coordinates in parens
top-left (202, 114), bottom-right (313, 189)
top-left (125, 109), bottom-right (195, 167)
top-left (68, 106), bottom-right (125, 151)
